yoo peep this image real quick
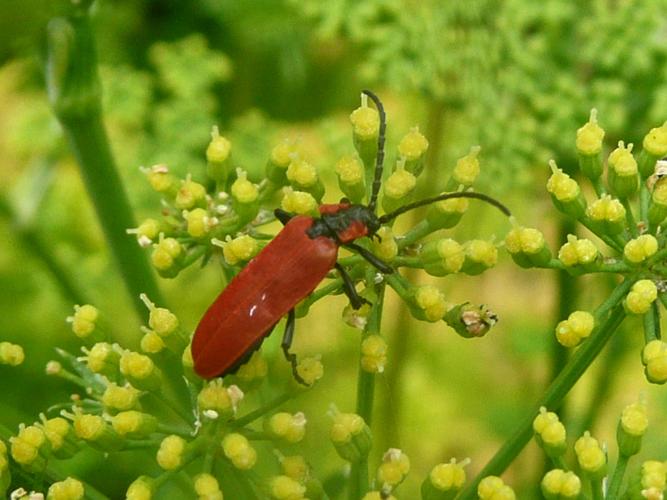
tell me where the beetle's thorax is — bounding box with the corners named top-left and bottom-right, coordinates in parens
top-left (307, 204), bottom-right (380, 244)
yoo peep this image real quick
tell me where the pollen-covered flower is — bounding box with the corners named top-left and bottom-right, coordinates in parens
top-left (558, 235), bottom-right (598, 268)
top-left (198, 379), bottom-right (242, 418)
top-left (504, 223), bottom-right (551, 268)
top-left (84, 342), bottom-right (120, 377)
top-left (194, 473), bottom-right (223, 500)
top-left (586, 195), bottom-right (625, 235)
top-left (608, 141), bottom-right (638, 198)
top-left (221, 234), bottom-right (259, 266)
top-left (0, 341), bottom-right (24, 366)
top-left (414, 285), bottom-right (447, 322)
top-left (376, 448), bottom-right (410, 489)
top-left (151, 235), bottom-right (184, 277)
top-left (372, 226), bottom-right (397, 263)
top-left (421, 238), bottom-right (465, 276)
top-left (453, 146), bottom-right (481, 186)
top-left (281, 188), bottom-right (318, 215)
top-left (66, 304), bottom-right (100, 340)
top-left (350, 97), bottom-right (379, 141)
top-left (183, 208), bottom-right (217, 238)
top-left (426, 194), bottom-right (468, 230)
top-left (642, 122), bottom-right (667, 158)
top-left (295, 356), bottom-right (323, 386)
top-left (576, 108), bottom-right (605, 156)
top-left (618, 399), bottom-right (648, 456)
top-left (266, 412), bottom-right (307, 443)
top-left (541, 469), bottom-right (581, 500)
top-left (102, 383), bottom-right (140, 413)
top-left (547, 160), bottom-right (586, 218)
top-left (175, 176), bottom-right (206, 210)
top-left (477, 476), bottom-right (516, 500)
top-left (461, 239), bottom-right (498, 275)
top-left (47, 477), bottom-right (85, 500)
top-left (360, 335), bottom-right (387, 373)
top-left (382, 159), bottom-right (417, 213)
top-left (119, 351), bottom-right (162, 391)
top-left (111, 411), bottom-right (157, 438)
top-left (156, 435), bottom-right (186, 470)
top-left (126, 475), bottom-right (155, 500)
top-left (143, 164), bottom-right (176, 194)
top-left (335, 155), bottom-right (366, 202)
top-left (222, 433), bottom-right (256, 470)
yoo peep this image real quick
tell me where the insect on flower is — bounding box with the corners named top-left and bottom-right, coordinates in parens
top-left (192, 90), bottom-right (510, 383)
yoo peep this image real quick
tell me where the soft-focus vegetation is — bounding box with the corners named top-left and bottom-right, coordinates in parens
top-left (1, 1), bottom-right (667, 498)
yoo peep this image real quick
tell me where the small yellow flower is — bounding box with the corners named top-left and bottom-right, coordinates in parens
top-left (574, 432), bottom-right (606, 477)
top-left (643, 122), bottom-right (667, 157)
top-left (0, 342), bottom-right (24, 366)
top-left (221, 234), bottom-right (259, 266)
top-left (231, 169), bottom-right (259, 204)
top-left (126, 476), bottom-right (155, 500)
top-left (175, 176), bottom-right (207, 210)
top-left (453, 146), bottom-right (481, 186)
top-left (624, 279), bottom-right (658, 315)
top-left (295, 356), bottom-right (323, 386)
top-left (281, 188), bottom-right (318, 215)
top-left (267, 412), bottom-right (307, 443)
top-left (576, 109), bottom-right (605, 155)
top-left (478, 475), bottom-right (516, 500)
top-left (47, 477), bottom-right (85, 500)
top-left (350, 102), bottom-right (380, 140)
top-left (376, 448), bottom-right (410, 488)
top-left (398, 127), bottom-right (429, 161)
top-left (102, 383), bottom-right (140, 412)
top-left (415, 285), bottom-right (447, 322)
top-left (361, 335), bottom-right (387, 374)
top-left (383, 161), bottom-right (416, 200)
top-left (287, 158), bottom-right (319, 188)
top-left (194, 473), bottom-right (223, 500)
top-left (206, 126), bottom-right (231, 163)
top-left (156, 435), bottom-right (186, 470)
top-left (547, 163), bottom-right (580, 202)
top-left (222, 433), bottom-right (256, 470)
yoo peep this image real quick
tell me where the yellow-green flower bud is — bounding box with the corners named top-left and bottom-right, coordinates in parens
top-left (350, 94), bottom-right (380, 171)
top-left (269, 475), bottom-right (306, 500)
top-left (184, 208), bottom-right (216, 239)
top-left (206, 125), bottom-right (232, 183)
top-left (267, 412), bottom-right (306, 443)
top-left (478, 476), bottom-right (516, 500)
top-left (156, 435), bottom-right (186, 470)
top-left (281, 188), bottom-right (318, 216)
top-left (72, 413), bottom-right (122, 451)
top-left (555, 310), bottom-right (595, 348)
top-left (413, 285), bottom-right (447, 322)
top-left (624, 234), bottom-right (658, 264)
top-left (295, 356), bottom-right (323, 386)
top-left (67, 304), bottom-right (100, 341)
top-left (267, 139), bottom-right (297, 186)
top-left (399, 126), bottom-right (429, 176)
top-left (642, 340), bottom-right (667, 384)
top-left (541, 469), bottom-right (581, 500)
top-left (504, 223), bottom-right (551, 268)
top-left (362, 492), bottom-right (396, 500)
top-left (127, 218), bottom-right (161, 248)
top-left (197, 379), bottom-right (241, 419)
top-left (444, 303), bottom-right (498, 339)
top-left (46, 360), bottom-right (62, 375)
top-left (231, 169), bottom-right (260, 224)
top-left (140, 330), bottom-right (165, 353)
top-left (421, 238), bottom-right (465, 277)
top-left (47, 477), bottom-right (85, 500)
top-left (608, 141), bottom-right (639, 198)
top-left (151, 235), bottom-right (184, 278)
top-left (382, 158), bottom-right (417, 213)
top-left (624, 279), bottom-right (657, 315)
top-left (222, 433), bottom-right (256, 470)
top-left (649, 177), bottom-right (667, 226)
top-left (335, 155), bottom-right (366, 203)
top-left (453, 146), bottom-right (481, 186)
top-left (143, 164), bottom-right (176, 194)
top-left (175, 176), bottom-right (207, 210)
top-left (574, 432), bottom-right (607, 479)
top-left (10, 425), bottom-right (48, 469)
top-left (286, 157), bottom-right (325, 202)
top-left (533, 407), bottom-right (567, 458)
top-left (640, 461), bottom-right (667, 491)
top-left (85, 342), bottom-right (120, 377)
top-left (39, 416), bottom-right (77, 459)
top-left (461, 239), bottom-right (498, 275)
top-left (617, 400), bottom-right (648, 457)
top-left (558, 235), bottom-right (599, 269)
top-left (235, 351), bottom-right (268, 385)
top-left (372, 226), bottom-right (397, 263)
top-left (377, 448), bottom-right (410, 489)
top-left (426, 193), bottom-right (468, 230)
top-left (0, 341), bottom-right (24, 366)
top-left (126, 475), bottom-right (155, 500)
top-left (120, 351), bottom-right (162, 391)
top-left (194, 473), bottom-right (223, 500)
top-left (330, 411), bottom-right (372, 463)
top-left (221, 234), bottom-right (259, 266)
top-left (361, 335), bottom-right (387, 374)
top-left (641, 123), bottom-right (667, 178)
top-left (576, 109), bottom-right (605, 175)
top-left (111, 411), bottom-right (157, 438)
top-left (585, 195), bottom-right (626, 235)
top-left (102, 383), bottom-right (140, 413)
top-left (279, 454), bottom-right (308, 482)
top-left (421, 458), bottom-right (468, 500)
top-left (547, 160), bottom-right (587, 218)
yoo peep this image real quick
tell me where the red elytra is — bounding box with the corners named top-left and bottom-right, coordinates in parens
top-left (192, 204), bottom-right (358, 379)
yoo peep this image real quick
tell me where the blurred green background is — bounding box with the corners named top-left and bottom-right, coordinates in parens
top-left (2, 0), bottom-right (667, 496)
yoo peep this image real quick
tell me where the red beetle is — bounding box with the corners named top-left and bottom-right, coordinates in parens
top-left (192, 90), bottom-right (510, 382)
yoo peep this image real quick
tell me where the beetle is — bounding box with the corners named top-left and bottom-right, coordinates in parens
top-left (192, 90), bottom-right (510, 382)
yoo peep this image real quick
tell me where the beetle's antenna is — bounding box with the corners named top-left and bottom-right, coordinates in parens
top-left (377, 191), bottom-right (511, 224)
top-left (362, 89), bottom-right (386, 214)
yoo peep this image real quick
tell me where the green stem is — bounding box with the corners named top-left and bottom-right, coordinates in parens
top-left (590, 478), bottom-right (604, 500)
top-left (45, 7), bottom-right (163, 322)
top-left (349, 279), bottom-right (385, 500)
top-left (457, 301), bottom-right (628, 499)
top-left (639, 181), bottom-right (650, 225)
top-left (606, 454), bottom-right (629, 500)
top-left (622, 198), bottom-right (639, 237)
top-left (232, 392), bottom-right (294, 428)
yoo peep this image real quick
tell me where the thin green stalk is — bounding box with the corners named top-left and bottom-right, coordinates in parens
top-left (639, 181), bottom-right (650, 224)
top-left (232, 391), bottom-right (294, 428)
top-left (349, 279), bottom-right (386, 500)
top-left (606, 454), bottom-right (629, 500)
top-left (45, 6), bottom-right (163, 322)
top-left (621, 198), bottom-right (639, 237)
top-left (457, 300), bottom-right (628, 499)
top-left (590, 478), bottom-right (604, 500)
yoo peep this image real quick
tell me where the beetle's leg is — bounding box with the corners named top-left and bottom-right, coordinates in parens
top-left (344, 242), bottom-right (394, 274)
top-left (335, 263), bottom-right (369, 309)
top-left (274, 208), bottom-right (295, 226)
top-left (282, 309), bottom-right (307, 385)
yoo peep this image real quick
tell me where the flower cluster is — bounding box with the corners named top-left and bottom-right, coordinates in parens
top-left (506, 114), bottom-right (667, 383)
top-left (532, 400), bottom-right (665, 499)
